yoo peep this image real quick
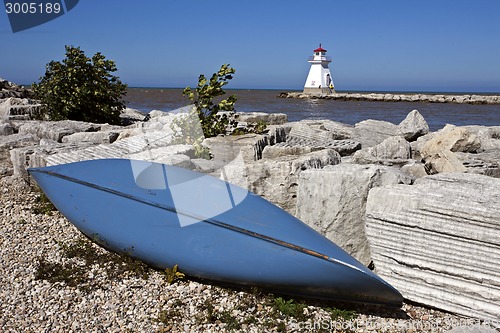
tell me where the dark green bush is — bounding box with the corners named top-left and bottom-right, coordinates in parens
top-left (32, 45), bottom-right (127, 125)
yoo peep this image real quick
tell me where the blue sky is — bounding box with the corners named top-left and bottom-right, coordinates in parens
top-left (1, 0), bottom-right (499, 92)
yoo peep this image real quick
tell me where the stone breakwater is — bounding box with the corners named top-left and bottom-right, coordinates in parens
top-left (279, 91), bottom-right (500, 104)
top-left (1, 93), bottom-right (500, 330)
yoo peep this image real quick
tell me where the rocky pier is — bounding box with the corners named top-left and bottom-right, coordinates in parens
top-left (279, 91), bottom-right (500, 105)
top-left (1, 83), bottom-right (500, 331)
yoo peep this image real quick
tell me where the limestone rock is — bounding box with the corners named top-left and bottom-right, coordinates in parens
top-left (8, 128), bottom-right (178, 178)
top-left (352, 119), bottom-right (398, 148)
top-left (202, 127), bottom-right (287, 170)
top-left (401, 161), bottom-right (428, 179)
top-left (413, 132), bottom-right (435, 159)
top-left (265, 125), bottom-right (287, 145)
top-left (46, 130), bottom-right (175, 166)
top-left (421, 124), bottom-right (481, 155)
top-left (191, 158), bottom-right (219, 174)
top-left (446, 325), bottom-right (499, 333)
top-left (288, 120), bottom-right (353, 141)
top-left (280, 120), bottom-right (359, 156)
top-left (424, 149), bottom-right (467, 174)
top-left (203, 133), bottom-right (270, 168)
top-left (397, 109), bottom-right (429, 141)
top-left (352, 136), bottom-right (411, 164)
top-left (0, 122), bottom-right (15, 136)
top-left (0, 133), bottom-right (38, 178)
top-left (10, 141), bottom-right (96, 179)
top-left (18, 120), bottom-right (101, 142)
top-left (464, 125), bottom-right (500, 151)
top-left (420, 125), bottom-right (481, 174)
top-left (115, 120), bottom-right (169, 141)
top-left (133, 153), bottom-right (193, 169)
top-left (223, 149), bottom-right (341, 214)
top-left (296, 164), bottom-right (412, 265)
top-left (318, 120), bottom-right (354, 139)
top-left (61, 131), bottom-right (120, 144)
top-left (456, 150), bottom-right (500, 178)
top-left (119, 108), bottom-right (146, 125)
top-left (280, 138), bottom-right (361, 156)
top-left (0, 97), bottom-right (41, 120)
top-left (0, 133), bottom-right (38, 149)
top-left (146, 109), bottom-right (183, 125)
top-left (365, 173), bottom-right (500, 321)
top-left (128, 145), bottom-right (194, 165)
top-left (262, 145), bottom-right (316, 159)
top-left (233, 112), bottom-right (288, 125)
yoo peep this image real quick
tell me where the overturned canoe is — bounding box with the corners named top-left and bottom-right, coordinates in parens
top-left (29, 158), bottom-right (402, 306)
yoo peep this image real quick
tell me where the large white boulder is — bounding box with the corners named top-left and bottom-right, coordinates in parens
top-left (351, 119), bottom-right (398, 148)
top-left (420, 124), bottom-right (481, 174)
top-left (296, 163), bottom-right (412, 265)
top-left (223, 149), bottom-right (341, 214)
top-left (365, 173), bottom-right (500, 321)
top-left (396, 109), bottom-right (429, 141)
top-left (352, 136), bottom-right (411, 164)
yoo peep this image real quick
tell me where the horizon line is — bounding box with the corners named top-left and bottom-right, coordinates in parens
top-left (15, 83), bottom-right (500, 95)
top-left (126, 86), bottom-right (500, 95)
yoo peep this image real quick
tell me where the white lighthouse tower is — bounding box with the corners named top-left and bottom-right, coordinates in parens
top-left (303, 44), bottom-right (335, 94)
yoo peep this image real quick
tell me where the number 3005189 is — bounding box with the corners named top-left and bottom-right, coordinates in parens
top-left (5, 2), bottom-right (61, 14)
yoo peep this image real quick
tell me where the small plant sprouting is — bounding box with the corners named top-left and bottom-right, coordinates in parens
top-left (157, 299), bottom-right (184, 329)
top-left (196, 299), bottom-right (242, 330)
top-left (272, 297), bottom-right (309, 320)
top-left (253, 120), bottom-right (268, 134)
top-left (31, 185), bottom-right (57, 215)
top-left (163, 264), bottom-right (185, 284)
top-left (232, 120), bottom-right (268, 136)
top-left (326, 306), bottom-right (356, 321)
top-left (35, 258), bottom-right (87, 287)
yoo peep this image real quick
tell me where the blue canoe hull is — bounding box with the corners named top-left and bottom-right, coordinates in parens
top-left (28, 159), bottom-right (403, 306)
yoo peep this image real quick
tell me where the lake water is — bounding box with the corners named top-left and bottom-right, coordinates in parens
top-left (125, 88), bottom-right (500, 132)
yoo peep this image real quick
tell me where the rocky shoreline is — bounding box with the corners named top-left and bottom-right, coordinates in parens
top-left (1, 87), bottom-right (500, 332)
top-left (279, 91), bottom-right (500, 105)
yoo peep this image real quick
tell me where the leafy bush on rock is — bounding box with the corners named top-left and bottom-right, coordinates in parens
top-left (182, 64), bottom-right (237, 138)
top-left (32, 45), bottom-right (127, 125)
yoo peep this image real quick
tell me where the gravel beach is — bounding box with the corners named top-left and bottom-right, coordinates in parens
top-left (1, 176), bottom-right (496, 333)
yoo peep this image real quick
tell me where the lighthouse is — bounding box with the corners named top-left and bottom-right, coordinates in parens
top-left (303, 44), bottom-right (335, 94)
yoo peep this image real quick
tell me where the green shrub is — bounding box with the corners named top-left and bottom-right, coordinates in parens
top-left (32, 45), bottom-right (127, 125)
top-left (173, 64), bottom-right (267, 159)
top-left (182, 64), bottom-right (237, 138)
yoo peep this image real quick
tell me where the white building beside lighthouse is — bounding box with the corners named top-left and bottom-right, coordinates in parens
top-left (303, 44), bottom-right (335, 94)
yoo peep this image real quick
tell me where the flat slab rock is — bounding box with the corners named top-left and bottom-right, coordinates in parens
top-left (277, 137), bottom-right (361, 156)
top-left (365, 173), bottom-right (500, 321)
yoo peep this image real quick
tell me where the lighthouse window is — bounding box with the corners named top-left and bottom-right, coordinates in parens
top-left (315, 52), bottom-right (319, 56)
